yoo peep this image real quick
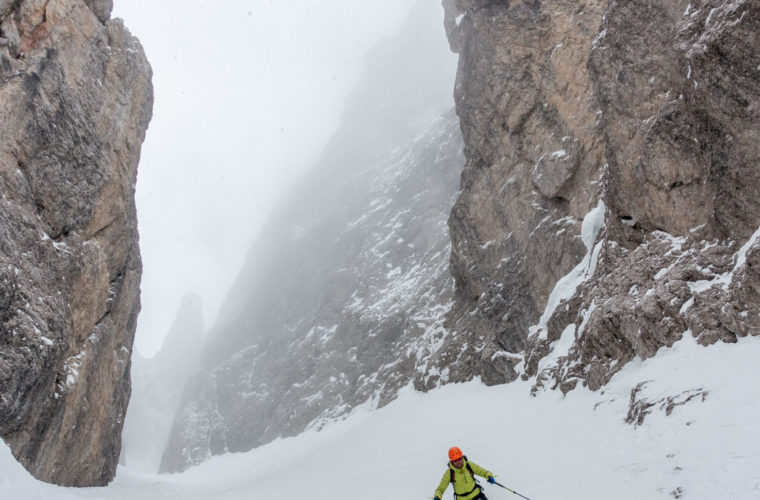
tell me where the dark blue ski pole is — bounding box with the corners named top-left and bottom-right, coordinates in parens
top-left (492, 479), bottom-right (531, 500)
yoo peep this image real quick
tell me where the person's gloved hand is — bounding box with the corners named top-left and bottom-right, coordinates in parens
top-left (488, 476), bottom-right (496, 484)
top-left (434, 496), bottom-right (441, 500)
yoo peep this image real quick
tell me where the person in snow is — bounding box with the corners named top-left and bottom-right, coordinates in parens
top-left (433, 446), bottom-right (496, 500)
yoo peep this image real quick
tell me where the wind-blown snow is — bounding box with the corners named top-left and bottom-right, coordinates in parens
top-left (4, 334), bottom-right (760, 499)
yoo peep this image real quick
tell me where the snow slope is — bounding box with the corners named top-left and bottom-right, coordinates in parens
top-left (3, 334), bottom-right (760, 499)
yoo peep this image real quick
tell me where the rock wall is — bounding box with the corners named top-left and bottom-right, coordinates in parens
top-left (532, 0), bottom-right (760, 391)
top-left (0, 0), bottom-right (152, 486)
top-left (436, 0), bottom-right (608, 386)
top-left (442, 0), bottom-right (760, 392)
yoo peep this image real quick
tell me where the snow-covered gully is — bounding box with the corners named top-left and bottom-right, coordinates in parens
top-left (4, 335), bottom-right (760, 499)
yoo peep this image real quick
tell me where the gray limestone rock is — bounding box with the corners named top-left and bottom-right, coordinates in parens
top-left (440, 0), bottom-right (608, 385)
top-left (530, 0), bottom-right (760, 392)
top-left (444, 0), bottom-right (760, 392)
top-left (83, 0), bottom-right (112, 24)
top-left (0, 0), bottom-right (152, 486)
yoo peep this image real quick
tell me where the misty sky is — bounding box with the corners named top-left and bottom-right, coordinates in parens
top-left (111, 0), bottom-right (423, 356)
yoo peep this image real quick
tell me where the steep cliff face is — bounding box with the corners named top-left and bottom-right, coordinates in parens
top-left (443, 0), bottom-right (760, 391)
top-left (161, 1), bottom-right (460, 473)
top-left (533, 0), bottom-right (760, 391)
top-left (436, 0), bottom-right (608, 386)
top-left (0, 0), bottom-right (152, 486)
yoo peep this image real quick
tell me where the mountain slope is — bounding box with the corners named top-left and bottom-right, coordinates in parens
top-left (5, 334), bottom-right (760, 499)
top-left (160, 0), bottom-right (461, 472)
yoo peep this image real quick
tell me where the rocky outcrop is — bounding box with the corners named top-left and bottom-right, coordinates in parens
top-left (437, 0), bottom-right (608, 386)
top-left (442, 0), bottom-right (760, 392)
top-left (0, 0), bottom-right (152, 486)
top-left (161, 0), bottom-right (460, 473)
top-left (531, 0), bottom-right (760, 392)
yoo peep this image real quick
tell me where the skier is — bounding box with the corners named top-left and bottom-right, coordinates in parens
top-left (433, 446), bottom-right (496, 500)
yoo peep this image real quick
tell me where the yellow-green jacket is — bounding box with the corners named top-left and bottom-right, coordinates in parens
top-left (434, 459), bottom-right (493, 500)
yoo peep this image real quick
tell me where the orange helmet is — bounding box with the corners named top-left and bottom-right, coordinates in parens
top-left (448, 446), bottom-right (463, 461)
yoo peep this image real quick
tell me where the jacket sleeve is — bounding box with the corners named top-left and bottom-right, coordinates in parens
top-left (434, 469), bottom-right (451, 499)
top-left (468, 461), bottom-right (494, 480)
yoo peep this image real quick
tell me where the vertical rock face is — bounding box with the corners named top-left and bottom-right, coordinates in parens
top-left (161, 0), bottom-right (461, 473)
top-left (0, 0), bottom-right (152, 487)
top-left (438, 0), bottom-right (608, 386)
top-left (532, 0), bottom-right (760, 391)
top-left (443, 0), bottom-right (760, 392)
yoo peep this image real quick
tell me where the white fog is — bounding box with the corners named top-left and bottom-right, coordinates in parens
top-left (112, 0), bottom-right (419, 358)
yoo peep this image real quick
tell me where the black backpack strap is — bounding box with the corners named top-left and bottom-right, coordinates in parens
top-left (462, 456), bottom-right (477, 482)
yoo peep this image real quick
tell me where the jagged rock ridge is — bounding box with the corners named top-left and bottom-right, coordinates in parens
top-left (0, 0), bottom-right (152, 486)
top-left (161, 0), bottom-right (461, 472)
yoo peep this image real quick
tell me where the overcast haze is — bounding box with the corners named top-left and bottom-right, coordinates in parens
top-left (112, 0), bottom-right (420, 356)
